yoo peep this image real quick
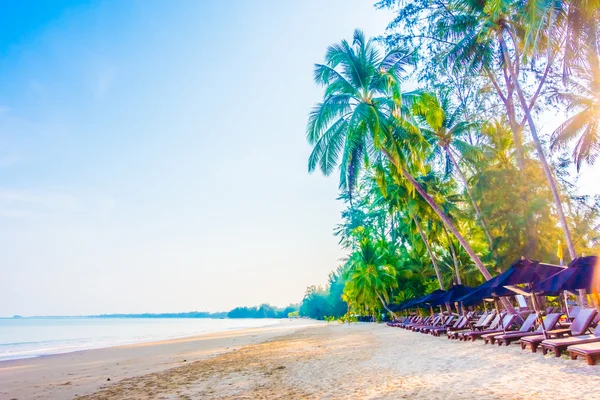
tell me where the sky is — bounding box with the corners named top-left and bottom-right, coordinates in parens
top-left (0, 0), bottom-right (398, 316)
top-left (0, 1), bottom-right (598, 317)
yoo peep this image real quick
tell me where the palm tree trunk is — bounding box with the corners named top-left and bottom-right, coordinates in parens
top-left (445, 148), bottom-right (495, 252)
top-left (496, 32), bottom-right (577, 261)
top-left (375, 291), bottom-right (397, 319)
top-left (513, 82), bottom-right (577, 261)
top-left (443, 226), bottom-right (462, 285)
top-left (413, 216), bottom-right (445, 291)
top-left (381, 149), bottom-right (516, 313)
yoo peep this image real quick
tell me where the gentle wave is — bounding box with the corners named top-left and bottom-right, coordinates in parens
top-left (0, 318), bottom-right (281, 361)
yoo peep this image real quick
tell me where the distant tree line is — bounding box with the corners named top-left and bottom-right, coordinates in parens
top-left (86, 304), bottom-right (300, 320)
top-left (299, 268), bottom-right (347, 320)
top-left (226, 303), bottom-right (299, 319)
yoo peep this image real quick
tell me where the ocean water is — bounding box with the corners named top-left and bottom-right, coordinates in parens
top-left (0, 318), bottom-right (281, 361)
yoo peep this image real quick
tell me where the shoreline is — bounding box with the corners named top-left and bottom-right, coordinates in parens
top-left (0, 319), bottom-right (324, 400)
top-left (0, 317), bottom-right (294, 363)
top-left (4, 322), bottom-right (600, 399)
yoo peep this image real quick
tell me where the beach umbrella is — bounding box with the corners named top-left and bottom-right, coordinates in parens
top-left (429, 284), bottom-right (473, 306)
top-left (400, 289), bottom-right (446, 310)
top-left (493, 258), bottom-right (565, 337)
top-left (457, 258), bottom-right (563, 305)
top-left (489, 258), bottom-right (564, 290)
top-left (532, 256), bottom-right (600, 295)
top-left (429, 284), bottom-right (474, 314)
top-left (457, 258), bottom-right (563, 334)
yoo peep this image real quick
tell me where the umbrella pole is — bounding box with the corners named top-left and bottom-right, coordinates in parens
top-left (494, 297), bottom-right (506, 334)
top-left (563, 290), bottom-right (570, 318)
top-left (529, 284), bottom-right (548, 339)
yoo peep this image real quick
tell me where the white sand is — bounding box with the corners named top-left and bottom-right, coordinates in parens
top-left (0, 319), bottom-right (322, 400)
top-left (2, 322), bottom-right (599, 399)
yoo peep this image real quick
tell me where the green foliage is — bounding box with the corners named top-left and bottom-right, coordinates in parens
top-left (227, 303), bottom-right (299, 319)
top-left (299, 269), bottom-right (348, 320)
top-left (302, 3), bottom-right (600, 317)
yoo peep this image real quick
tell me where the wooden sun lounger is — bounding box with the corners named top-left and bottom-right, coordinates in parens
top-left (421, 316), bottom-right (455, 334)
top-left (409, 316), bottom-right (437, 331)
top-left (448, 313), bottom-right (492, 340)
top-left (465, 314), bottom-right (517, 342)
top-left (495, 313), bottom-right (561, 346)
top-left (541, 325), bottom-right (600, 357)
top-left (432, 315), bottom-right (470, 337)
top-left (520, 308), bottom-right (597, 353)
top-left (401, 316), bottom-right (427, 329)
top-left (483, 313), bottom-right (534, 345)
top-left (567, 342), bottom-right (600, 365)
top-left (459, 313), bottom-right (503, 341)
top-left (414, 316), bottom-right (446, 332)
top-left (396, 316), bottom-right (419, 328)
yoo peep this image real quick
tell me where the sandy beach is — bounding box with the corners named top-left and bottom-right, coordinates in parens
top-left (3, 321), bottom-right (600, 399)
top-left (0, 320), bottom-right (322, 400)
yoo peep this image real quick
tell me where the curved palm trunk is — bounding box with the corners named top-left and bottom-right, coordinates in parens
top-left (413, 216), bottom-right (445, 291)
top-left (496, 32), bottom-right (577, 261)
top-left (446, 148), bottom-right (496, 252)
top-left (384, 153), bottom-right (516, 313)
top-left (513, 83), bottom-right (577, 261)
top-left (443, 226), bottom-right (462, 285)
top-left (375, 291), bottom-right (397, 319)
top-left (514, 82), bottom-right (585, 305)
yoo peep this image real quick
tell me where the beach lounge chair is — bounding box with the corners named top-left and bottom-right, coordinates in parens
top-left (448, 312), bottom-right (493, 340)
top-left (520, 308), bottom-right (597, 353)
top-left (432, 314), bottom-right (470, 337)
top-left (421, 316), bottom-right (455, 334)
top-left (397, 316), bottom-right (419, 328)
top-left (415, 315), bottom-right (443, 333)
top-left (495, 313), bottom-right (561, 346)
top-left (413, 315), bottom-right (444, 332)
top-left (400, 316), bottom-right (425, 329)
top-left (405, 316), bottom-right (433, 330)
top-left (567, 341), bottom-right (600, 365)
top-left (459, 313), bottom-right (503, 341)
top-left (409, 316), bottom-right (436, 331)
top-left (541, 324), bottom-right (600, 357)
top-left (431, 316), bottom-right (463, 337)
top-left (464, 314), bottom-right (518, 342)
top-left (483, 313), bottom-right (534, 345)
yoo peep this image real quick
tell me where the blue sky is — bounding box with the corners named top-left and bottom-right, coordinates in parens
top-left (0, 1), bottom-right (397, 316)
top-left (0, 1), bottom-right (597, 316)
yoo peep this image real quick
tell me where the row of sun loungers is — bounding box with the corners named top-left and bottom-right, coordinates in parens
top-left (387, 307), bottom-right (600, 365)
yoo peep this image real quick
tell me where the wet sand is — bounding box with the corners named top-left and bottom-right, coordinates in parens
top-left (0, 319), bottom-right (322, 400)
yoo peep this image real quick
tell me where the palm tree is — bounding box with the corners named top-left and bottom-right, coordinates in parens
top-left (411, 90), bottom-right (496, 251)
top-left (374, 168), bottom-right (448, 292)
top-left (307, 29), bottom-right (496, 284)
top-left (551, 68), bottom-right (600, 171)
top-left (437, 0), bottom-right (579, 260)
top-left (343, 229), bottom-right (399, 317)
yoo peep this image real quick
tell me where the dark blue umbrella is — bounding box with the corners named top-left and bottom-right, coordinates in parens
top-left (455, 258), bottom-right (564, 305)
top-left (388, 299), bottom-right (414, 312)
top-left (400, 289), bottom-right (446, 310)
top-left (532, 256), bottom-right (599, 295)
top-left (490, 258), bottom-right (564, 288)
top-left (429, 284), bottom-right (474, 306)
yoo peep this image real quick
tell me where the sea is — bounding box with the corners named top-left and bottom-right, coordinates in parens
top-left (0, 317), bottom-right (281, 362)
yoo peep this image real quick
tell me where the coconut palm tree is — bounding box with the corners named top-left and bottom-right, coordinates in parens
top-left (410, 90), bottom-right (496, 250)
top-left (551, 68), bottom-right (600, 171)
top-left (307, 29), bottom-right (496, 284)
top-left (343, 229), bottom-right (399, 317)
top-left (434, 0), bottom-right (579, 260)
